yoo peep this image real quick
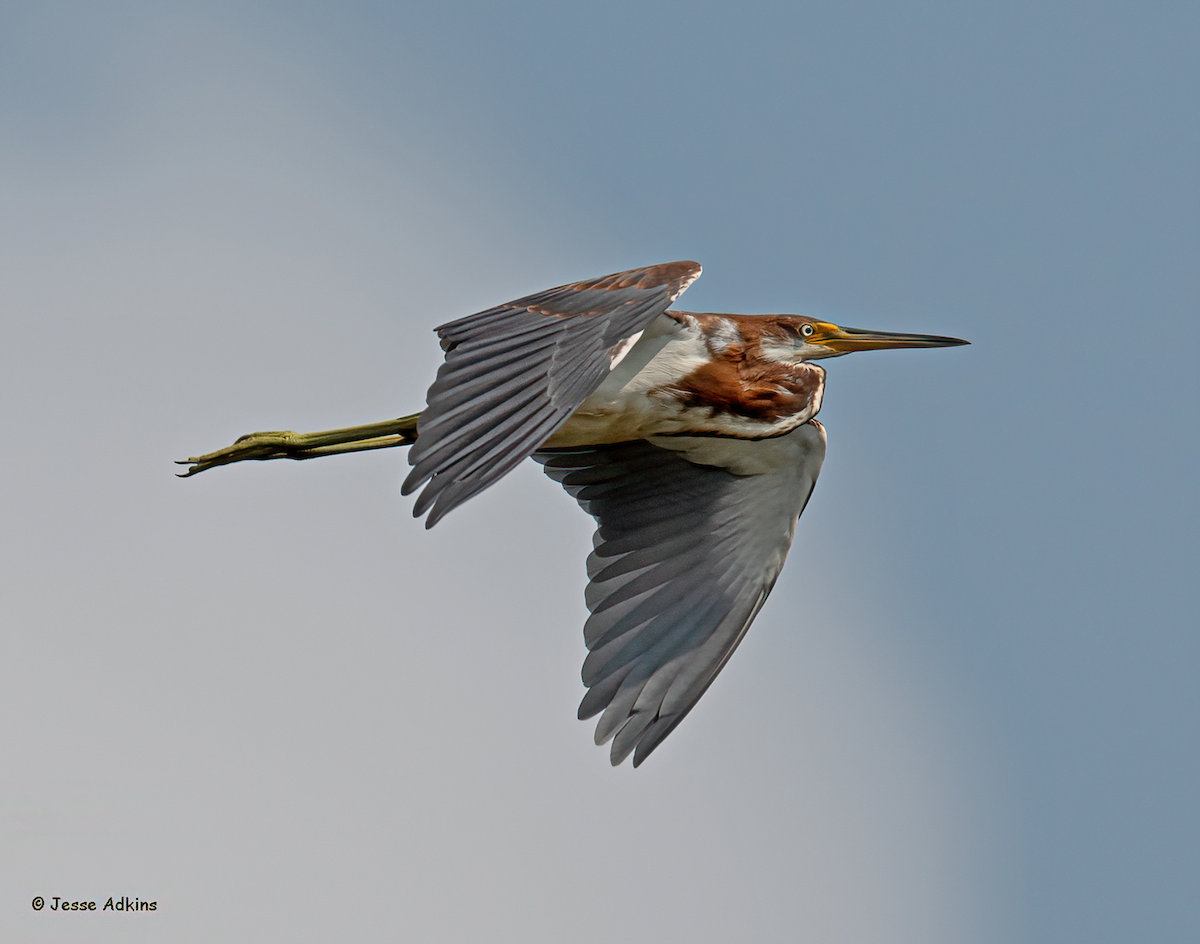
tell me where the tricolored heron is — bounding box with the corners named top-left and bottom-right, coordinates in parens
top-left (180, 262), bottom-right (967, 766)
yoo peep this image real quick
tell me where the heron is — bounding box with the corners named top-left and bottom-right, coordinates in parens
top-left (180, 261), bottom-right (967, 766)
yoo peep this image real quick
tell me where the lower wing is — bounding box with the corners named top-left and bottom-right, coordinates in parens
top-left (534, 422), bottom-right (826, 766)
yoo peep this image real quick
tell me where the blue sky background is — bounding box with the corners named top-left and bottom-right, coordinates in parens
top-left (2, 3), bottom-right (1196, 941)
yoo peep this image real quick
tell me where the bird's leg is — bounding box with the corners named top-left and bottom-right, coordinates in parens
top-left (176, 413), bottom-right (421, 477)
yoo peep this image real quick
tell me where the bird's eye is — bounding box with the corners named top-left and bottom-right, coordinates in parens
top-left (800, 323), bottom-right (815, 338)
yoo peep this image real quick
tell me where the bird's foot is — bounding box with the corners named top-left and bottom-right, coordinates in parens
top-left (176, 430), bottom-right (310, 477)
top-left (177, 414), bottom-right (421, 477)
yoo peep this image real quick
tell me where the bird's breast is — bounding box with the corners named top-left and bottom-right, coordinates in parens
top-left (543, 314), bottom-right (826, 447)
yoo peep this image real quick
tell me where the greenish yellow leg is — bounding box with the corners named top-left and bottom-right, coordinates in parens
top-left (177, 413), bottom-right (420, 477)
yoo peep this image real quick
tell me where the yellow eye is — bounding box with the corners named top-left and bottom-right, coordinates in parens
top-left (800, 323), bottom-right (815, 338)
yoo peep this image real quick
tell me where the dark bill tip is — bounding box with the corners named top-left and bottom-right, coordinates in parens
top-left (828, 326), bottom-right (970, 351)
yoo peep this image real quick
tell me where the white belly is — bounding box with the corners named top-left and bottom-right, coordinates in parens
top-left (541, 313), bottom-right (819, 447)
top-left (542, 315), bottom-right (712, 446)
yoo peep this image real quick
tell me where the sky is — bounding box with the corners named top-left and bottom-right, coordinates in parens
top-left (2, 2), bottom-right (1196, 941)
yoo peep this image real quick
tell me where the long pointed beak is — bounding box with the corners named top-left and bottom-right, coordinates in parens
top-left (821, 325), bottom-right (969, 352)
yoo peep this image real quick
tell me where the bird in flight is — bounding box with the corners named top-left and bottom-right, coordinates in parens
top-left (180, 261), bottom-right (967, 766)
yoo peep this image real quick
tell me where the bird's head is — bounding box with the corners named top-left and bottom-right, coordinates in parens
top-left (770, 317), bottom-right (969, 361)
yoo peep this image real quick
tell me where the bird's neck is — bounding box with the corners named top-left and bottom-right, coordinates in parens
top-left (655, 312), bottom-right (827, 436)
top-left (547, 313), bottom-right (826, 447)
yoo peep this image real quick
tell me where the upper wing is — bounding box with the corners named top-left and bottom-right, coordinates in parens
top-left (402, 261), bottom-right (702, 526)
top-left (534, 422), bottom-right (826, 766)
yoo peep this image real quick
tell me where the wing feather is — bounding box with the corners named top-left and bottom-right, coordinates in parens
top-left (534, 423), bottom-right (826, 766)
top-left (403, 261), bottom-right (702, 526)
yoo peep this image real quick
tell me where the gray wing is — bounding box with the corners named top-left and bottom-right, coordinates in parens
top-left (534, 423), bottom-right (826, 766)
top-left (402, 261), bottom-right (702, 526)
